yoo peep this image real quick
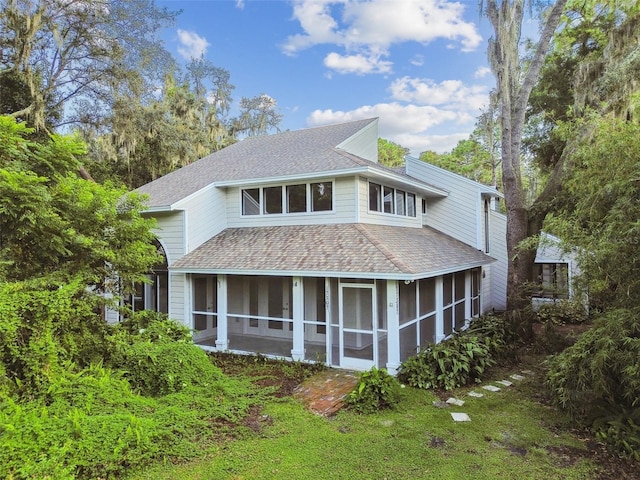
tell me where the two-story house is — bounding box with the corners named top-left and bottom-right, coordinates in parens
top-left (129, 118), bottom-right (574, 373)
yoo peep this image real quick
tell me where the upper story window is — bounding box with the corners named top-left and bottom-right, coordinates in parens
top-left (369, 182), bottom-right (417, 217)
top-left (241, 181), bottom-right (333, 216)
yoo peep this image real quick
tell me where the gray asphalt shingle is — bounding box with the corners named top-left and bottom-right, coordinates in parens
top-left (170, 223), bottom-right (493, 277)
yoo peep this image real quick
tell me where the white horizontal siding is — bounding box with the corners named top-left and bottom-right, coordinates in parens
top-left (169, 272), bottom-right (186, 323)
top-left (180, 186), bottom-right (227, 253)
top-left (151, 211), bottom-right (185, 264)
top-left (226, 176), bottom-right (357, 228)
top-left (339, 119), bottom-right (378, 162)
top-left (407, 160), bottom-right (480, 247)
top-left (488, 210), bottom-right (507, 311)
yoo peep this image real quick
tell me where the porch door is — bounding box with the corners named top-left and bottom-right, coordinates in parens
top-left (339, 283), bottom-right (376, 370)
top-left (245, 277), bottom-right (292, 338)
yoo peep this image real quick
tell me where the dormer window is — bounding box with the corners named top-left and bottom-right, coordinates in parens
top-left (241, 181), bottom-right (333, 216)
top-left (369, 182), bottom-right (417, 217)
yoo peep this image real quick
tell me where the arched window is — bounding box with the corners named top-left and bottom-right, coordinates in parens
top-left (125, 240), bottom-right (169, 314)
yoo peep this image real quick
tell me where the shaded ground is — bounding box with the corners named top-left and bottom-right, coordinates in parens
top-left (207, 340), bottom-right (638, 480)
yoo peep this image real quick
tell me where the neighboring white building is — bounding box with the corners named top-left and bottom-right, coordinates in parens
top-left (128, 118), bottom-right (575, 373)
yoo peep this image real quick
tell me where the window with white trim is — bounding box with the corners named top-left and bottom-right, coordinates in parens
top-left (534, 263), bottom-right (569, 299)
top-left (368, 182), bottom-right (417, 217)
top-left (241, 181), bottom-right (333, 216)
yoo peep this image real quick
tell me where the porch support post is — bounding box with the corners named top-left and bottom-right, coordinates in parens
top-left (215, 274), bottom-right (228, 351)
top-left (291, 276), bottom-right (305, 361)
top-left (386, 280), bottom-right (401, 375)
top-left (435, 276), bottom-right (445, 343)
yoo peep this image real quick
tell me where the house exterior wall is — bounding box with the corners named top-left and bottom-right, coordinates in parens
top-left (225, 176), bottom-right (357, 227)
top-left (405, 158), bottom-right (482, 248)
top-left (338, 119), bottom-right (378, 162)
top-left (488, 210), bottom-right (508, 311)
top-left (180, 185), bottom-right (227, 254)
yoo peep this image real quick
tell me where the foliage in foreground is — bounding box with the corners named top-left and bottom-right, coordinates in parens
top-left (0, 285), bottom-right (257, 479)
top-left (397, 314), bottom-right (511, 390)
top-left (546, 308), bottom-right (640, 460)
top-left (346, 367), bottom-right (402, 414)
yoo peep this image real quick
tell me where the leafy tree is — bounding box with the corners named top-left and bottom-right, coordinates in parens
top-left (483, 0), bottom-right (569, 323)
top-left (231, 94), bottom-right (283, 137)
top-left (378, 138), bottom-right (408, 167)
top-left (0, 0), bottom-right (177, 131)
top-left (547, 117), bottom-right (640, 311)
top-left (0, 115), bottom-right (159, 293)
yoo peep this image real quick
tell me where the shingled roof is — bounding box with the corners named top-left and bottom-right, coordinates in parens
top-left (136, 118), bottom-right (381, 208)
top-left (170, 224), bottom-right (493, 279)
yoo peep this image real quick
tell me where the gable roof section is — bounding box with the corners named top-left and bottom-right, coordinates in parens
top-left (170, 224), bottom-right (493, 280)
top-left (136, 119), bottom-right (374, 209)
top-left (136, 119), bottom-right (446, 209)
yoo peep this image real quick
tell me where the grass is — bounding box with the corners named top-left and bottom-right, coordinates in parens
top-left (127, 355), bottom-right (606, 480)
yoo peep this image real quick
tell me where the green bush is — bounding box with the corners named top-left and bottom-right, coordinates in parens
top-left (536, 300), bottom-right (589, 326)
top-left (546, 308), bottom-right (640, 458)
top-left (398, 314), bottom-right (508, 391)
top-left (346, 367), bottom-right (402, 414)
top-left (106, 314), bottom-right (224, 396)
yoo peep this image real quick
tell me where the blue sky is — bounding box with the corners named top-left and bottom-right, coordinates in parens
top-left (157, 0), bottom-right (501, 155)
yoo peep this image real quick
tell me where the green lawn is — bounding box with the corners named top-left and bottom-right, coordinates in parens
top-left (129, 360), bottom-right (602, 480)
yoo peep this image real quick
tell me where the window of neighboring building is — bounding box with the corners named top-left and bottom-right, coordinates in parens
top-left (241, 181), bottom-right (333, 216)
top-left (369, 182), bottom-right (417, 217)
top-left (534, 263), bottom-right (569, 299)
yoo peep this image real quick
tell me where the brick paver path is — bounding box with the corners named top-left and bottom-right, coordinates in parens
top-left (293, 369), bottom-right (359, 416)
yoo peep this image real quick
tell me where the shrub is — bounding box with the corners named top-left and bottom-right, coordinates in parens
top-left (546, 308), bottom-right (640, 458)
top-left (103, 311), bottom-right (226, 396)
top-left (346, 367), bottom-right (402, 414)
top-left (398, 314), bottom-right (508, 391)
top-left (536, 300), bottom-right (588, 326)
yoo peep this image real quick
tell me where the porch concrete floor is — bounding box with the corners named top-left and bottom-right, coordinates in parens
top-left (293, 369), bottom-right (359, 417)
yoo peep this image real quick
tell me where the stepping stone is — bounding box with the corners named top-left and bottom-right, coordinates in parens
top-left (521, 370), bottom-right (535, 375)
top-left (446, 397), bottom-right (465, 406)
top-left (510, 374), bottom-right (525, 381)
top-left (482, 385), bottom-right (501, 392)
top-left (432, 400), bottom-right (449, 408)
top-left (468, 391), bottom-right (484, 398)
top-left (450, 412), bottom-right (471, 422)
top-left (496, 380), bottom-right (513, 387)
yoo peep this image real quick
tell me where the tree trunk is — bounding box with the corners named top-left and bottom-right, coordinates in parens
top-left (485, 0), bottom-right (569, 336)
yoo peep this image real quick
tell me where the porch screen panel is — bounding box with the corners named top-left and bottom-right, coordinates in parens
top-left (399, 281), bottom-right (417, 325)
top-left (418, 278), bottom-right (435, 316)
top-left (454, 272), bottom-right (466, 330)
top-left (471, 268), bottom-right (481, 316)
top-left (420, 315), bottom-right (436, 346)
top-left (443, 274), bottom-right (453, 336)
top-left (400, 322), bottom-right (418, 362)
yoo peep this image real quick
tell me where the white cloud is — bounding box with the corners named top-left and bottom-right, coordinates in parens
top-left (176, 29), bottom-right (210, 60)
top-left (235, 0), bottom-right (245, 9)
top-left (282, 0), bottom-right (482, 74)
top-left (307, 102), bottom-right (473, 154)
top-left (324, 51), bottom-right (392, 75)
top-left (474, 66), bottom-right (492, 78)
top-left (389, 76), bottom-right (489, 113)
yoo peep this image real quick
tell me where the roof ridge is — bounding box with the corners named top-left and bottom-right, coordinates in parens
top-left (353, 224), bottom-right (413, 274)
